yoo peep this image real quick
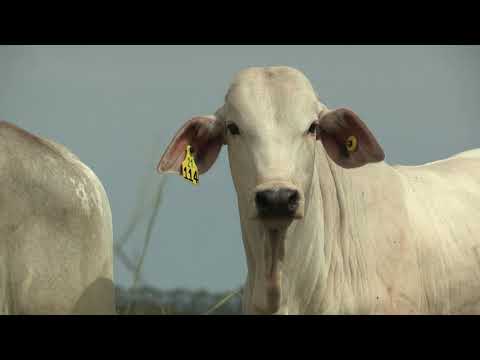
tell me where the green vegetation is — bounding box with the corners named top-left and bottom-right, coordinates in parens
top-left (116, 286), bottom-right (243, 315)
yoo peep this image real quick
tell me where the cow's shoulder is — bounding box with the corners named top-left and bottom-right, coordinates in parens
top-left (392, 148), bottom-right (480, 178)
top-left (392, 149), bottom-right (480, 240)
top-left (450, 148), bottom-right (480, 161)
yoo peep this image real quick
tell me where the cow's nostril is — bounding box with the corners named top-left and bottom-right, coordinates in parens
top-left (287, 190), bottom-right (300, 209)
top-left (255, 190), bottom-right (273, 209)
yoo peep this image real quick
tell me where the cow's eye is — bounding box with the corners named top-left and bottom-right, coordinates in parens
top-left (227, 123), bottom-right (240, 136)
top-left (307, 122), bottom-right (317, 135)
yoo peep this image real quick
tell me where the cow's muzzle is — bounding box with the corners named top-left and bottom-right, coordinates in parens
top-left (253, 182), bottom-right (304, 221)
top-left (255, 188), bottom-right (299, 217)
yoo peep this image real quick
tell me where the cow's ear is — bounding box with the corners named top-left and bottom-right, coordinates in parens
top-left (157, 116), bottom-right (225, 175)
top-left (316, 108), bottom-right (385, 169)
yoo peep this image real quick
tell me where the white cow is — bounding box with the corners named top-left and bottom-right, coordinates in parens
top-left (0, 121), bottom-right (115, 314)
top-left (157, 66), bottom-right (480, 315)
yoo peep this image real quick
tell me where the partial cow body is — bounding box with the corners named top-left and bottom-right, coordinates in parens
top-left (0, 121), bottom-right (115, 314)
top-left (158, 66), bottom-right (480, 314)
top-left (243, 148), bottom-right (480, 315)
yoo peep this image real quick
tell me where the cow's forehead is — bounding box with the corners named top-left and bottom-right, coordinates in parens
top-left (224, 67), bottom-right (321, 128)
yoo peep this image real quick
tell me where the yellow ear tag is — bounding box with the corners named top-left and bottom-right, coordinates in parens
top-left (346, 135), bottom-right (358, 153)
top-left (181, 145), bottom-right (199, 185)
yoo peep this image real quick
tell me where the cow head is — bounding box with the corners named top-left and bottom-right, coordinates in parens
top-left (157, 66), bottom-right (384, 232)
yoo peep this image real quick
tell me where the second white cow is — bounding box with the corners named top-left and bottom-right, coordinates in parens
top-left (0, 121), bottom-right (115, 314)
top-left (158, 66), bottom-right (480, 315)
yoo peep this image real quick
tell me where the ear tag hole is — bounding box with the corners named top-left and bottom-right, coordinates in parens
top-left (181, 145), bottom-right (199, 185)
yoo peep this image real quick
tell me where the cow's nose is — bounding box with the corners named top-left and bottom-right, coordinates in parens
top-left (255, 188), bottom-right (300, 217)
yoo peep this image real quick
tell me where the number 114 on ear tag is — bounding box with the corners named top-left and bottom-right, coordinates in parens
top-left (181, 145), bottom-right (199, 185)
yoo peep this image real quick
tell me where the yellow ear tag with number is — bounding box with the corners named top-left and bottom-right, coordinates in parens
top-left (181, 145), bottom-right (199, 185)
top-left (346, 135), bottom-right (358, 153)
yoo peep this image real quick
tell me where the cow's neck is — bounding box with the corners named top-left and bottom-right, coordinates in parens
top-left (312, 148), bottom-right (400, 314)
top-left (239, 146), bottom-right (397, 314)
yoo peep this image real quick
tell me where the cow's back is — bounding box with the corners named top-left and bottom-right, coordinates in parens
top-left (0, 121), bottom-right (115, 314)
top-left (393, 149), bottom-right (480, 314)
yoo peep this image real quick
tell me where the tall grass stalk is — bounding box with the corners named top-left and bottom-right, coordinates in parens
top-left (203, 288), bottom-right (242, 315)
top-left (125, 177), bottom-right (166, 314)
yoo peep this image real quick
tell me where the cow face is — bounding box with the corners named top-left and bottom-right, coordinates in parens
top-left (157, 67), bottom-right (384, 231)
top-left (220, 67), bottom-right (322, 229)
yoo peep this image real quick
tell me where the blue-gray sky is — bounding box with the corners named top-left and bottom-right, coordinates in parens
top-left (1, 45), bottom-right (479, 292)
